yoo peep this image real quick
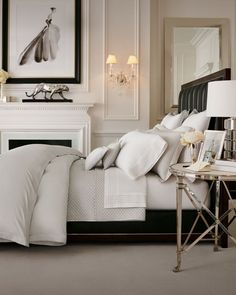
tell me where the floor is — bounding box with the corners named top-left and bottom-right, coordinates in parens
top-left (0, 242), bottom-right (235, 295)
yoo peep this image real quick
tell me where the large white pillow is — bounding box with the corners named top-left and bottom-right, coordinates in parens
top-left (116, 131), bottom-right (167, 180)
top-left (103, 141), bottom-right (121, 169)
top-left (85, 146), bottom-right (108, 170)
top-left (182, 110), bottom-right (210, 132)
top-left (150, 130), bottom-right (184, 181)
top-left (159, 110), bottom-right (189, 129)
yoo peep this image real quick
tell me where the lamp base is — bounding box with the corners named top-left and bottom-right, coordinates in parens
top-left (224, 118), bottom-right (236, 160)
top-left (224, 118), bottom-right (236, 130)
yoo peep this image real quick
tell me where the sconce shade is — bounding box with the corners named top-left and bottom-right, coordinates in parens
top-left (106, 54), bottom-right (117, 64)
top-left (206, 81), bottom-right (236, 117)
top-left (127, 55), bottom-right (138, 65)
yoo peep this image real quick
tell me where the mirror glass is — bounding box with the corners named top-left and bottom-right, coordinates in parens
top-left (173, 27), bottom-right (220, 105)
top-left (165, 18), bottom-right (230, 112)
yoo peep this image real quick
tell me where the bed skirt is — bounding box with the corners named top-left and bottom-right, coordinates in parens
top-left (67, 209), bottom-right (228, 247)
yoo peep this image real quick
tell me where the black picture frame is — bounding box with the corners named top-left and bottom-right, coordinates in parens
top-left (2, 0), bottom-right (81, 84)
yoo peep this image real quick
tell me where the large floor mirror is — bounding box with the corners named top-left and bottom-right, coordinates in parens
top-left (164, 18), bottom-right (230, 113)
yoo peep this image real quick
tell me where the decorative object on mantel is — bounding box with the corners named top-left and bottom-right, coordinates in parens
top-left (106, 54), bottom-right (138, 87)
top-left (23, 83), bottom-right (72, 103)
top-left (0, 69), bottom-right (10, 102)
top-left (180, 130), bottom-right (204, 164)
top-left (207, 80), bottom-right (236, 160)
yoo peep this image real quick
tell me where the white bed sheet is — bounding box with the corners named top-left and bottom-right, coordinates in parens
top-left (67, 160), bottom-right (209, 221)
top-left (146, 173), bottom-right (209, 209)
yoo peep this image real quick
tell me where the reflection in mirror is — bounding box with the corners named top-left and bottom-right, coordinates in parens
top-left (173, 27), bottom-right (220, 105)
top-left (164, 18), bottom-right (230, 113)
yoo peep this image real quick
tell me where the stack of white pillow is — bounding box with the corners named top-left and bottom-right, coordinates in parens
top-left (85, 109), bottom-right (210, 180)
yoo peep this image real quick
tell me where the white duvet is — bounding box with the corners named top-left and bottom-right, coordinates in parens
top-left (0, 144), bottom-right (81, 247)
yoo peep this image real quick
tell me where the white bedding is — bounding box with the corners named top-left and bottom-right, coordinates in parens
top-left (67, 160), bottom-right (209, 221)
top-left (0, 145), bottom-right (209, 246)
top-left (68, 159), bottom-right (145, 222)
top-left (104, 167), bottom-right (146, 208)
top-left (146, 173), bottom-right (209, 209)
top-left (0, 145), bottom-right (80, 246)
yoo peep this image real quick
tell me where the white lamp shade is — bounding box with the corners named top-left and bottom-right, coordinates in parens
top-left (127, 55), bottom-right (138, 65)
top-left (206, 80), bottom-right (236, 117)
top-left (106, 54), bottom-right (117, 64)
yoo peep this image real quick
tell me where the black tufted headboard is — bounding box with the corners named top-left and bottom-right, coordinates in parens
top-left (178, 68), bottom-right (231, 130)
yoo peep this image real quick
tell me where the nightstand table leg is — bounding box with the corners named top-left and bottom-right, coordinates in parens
top-left (173, 176), bottom-right (184, 272)
top-left (214, 180), bottom-right (220, 251)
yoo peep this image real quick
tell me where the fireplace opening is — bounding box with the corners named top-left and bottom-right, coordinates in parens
top-left (9, 139), bottom-right (72, 150)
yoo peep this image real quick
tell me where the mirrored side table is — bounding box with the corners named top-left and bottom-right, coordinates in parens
top-left (170, 163), bottom-right (236, 272)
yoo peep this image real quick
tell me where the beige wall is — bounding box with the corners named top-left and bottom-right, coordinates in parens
top-left (150, 0), bottom-right (236, 127)
top-left (0, 0), bottom-right (151, 149)
top-left (1, 0), bottom-right (235, 147)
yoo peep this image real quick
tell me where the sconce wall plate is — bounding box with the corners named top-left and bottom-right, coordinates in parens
top-left (106, 54), bottom-right (138, 87)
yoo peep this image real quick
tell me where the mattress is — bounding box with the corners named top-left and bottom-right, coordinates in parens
top-left (67, 159), bottom-right (209, 221)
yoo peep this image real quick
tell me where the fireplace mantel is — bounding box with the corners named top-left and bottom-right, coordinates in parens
top-left (0, 102), bottom-right (94, 155)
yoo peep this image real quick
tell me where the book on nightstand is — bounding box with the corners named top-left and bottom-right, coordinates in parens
top-left (211, 159), bottom-right (236, 172)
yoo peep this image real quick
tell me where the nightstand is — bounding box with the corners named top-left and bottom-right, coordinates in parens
top-left (170, 163), bottom-right (236, 272)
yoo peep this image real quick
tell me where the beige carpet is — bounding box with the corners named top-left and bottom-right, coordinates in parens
top-left (0, 242), bottom-right (235, 295)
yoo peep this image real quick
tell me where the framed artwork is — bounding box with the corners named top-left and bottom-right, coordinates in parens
top-left (198, 130), bottom-right (226, 163)
top-left (2, 0), bottom-right (81, 83)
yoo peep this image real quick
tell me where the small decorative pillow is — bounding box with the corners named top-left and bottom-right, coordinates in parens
top-left (150, 129), bottom-right (184, 181)
top-left (159, 110), bottom-right (189, 129)
top-left (116, 131), bottom-right (167, 180)
top-left (103, 142), bottom-right (121, 169)
top-left (85, 146), bottom-right (108, 170)
top-left (182, 110), bottom-right (210, 131)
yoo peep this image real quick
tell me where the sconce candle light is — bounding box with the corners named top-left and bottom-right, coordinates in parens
top-left (106, 54), bottom-right (138, 87)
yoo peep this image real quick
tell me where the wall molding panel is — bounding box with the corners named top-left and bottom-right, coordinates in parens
top-left (103, 0), bottom-right (140, 120)
top-left (92, 131), bottom-right (125, 147)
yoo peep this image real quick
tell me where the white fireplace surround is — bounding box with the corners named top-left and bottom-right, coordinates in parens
top-left (0, 102), bottom-right (94, 155)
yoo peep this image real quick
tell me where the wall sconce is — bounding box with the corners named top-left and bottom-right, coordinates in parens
top-left (106, 54), bottom-right (138, 86)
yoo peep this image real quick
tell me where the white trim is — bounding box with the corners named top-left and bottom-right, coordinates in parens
top-left (93, 131), bottom-right (125, 138)
top-left (103, 0), bottom-right (140, 120)
top-left (1, 131), bottom-right (84, 154)
top-left (0, 102), bottom-right (94, 155)
top-left (0, 102), bottom-right (93, 111)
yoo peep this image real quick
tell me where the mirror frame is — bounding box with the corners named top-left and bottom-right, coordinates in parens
top-left (164, 17), bottom-right (230, 113)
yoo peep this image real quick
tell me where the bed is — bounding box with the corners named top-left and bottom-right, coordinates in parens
top-left (0, 68), bottom-right (231, 247)
top-left (67, 68), bottom-right (231, 247)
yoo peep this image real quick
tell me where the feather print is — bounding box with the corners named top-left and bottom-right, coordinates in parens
top-left (18, 29), bottom-right (46, 65)
top-left (34, 34), bottom-right (44, 63)
top-left (18, 7), bottom-right (60, 65)
top-left (43, 29), bottom-right (50, 61)
top-left (49, 24), bottom-right (60, 59)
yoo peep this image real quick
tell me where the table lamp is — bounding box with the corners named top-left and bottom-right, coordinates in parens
top-left (206, 80), bottom-right (236, 160)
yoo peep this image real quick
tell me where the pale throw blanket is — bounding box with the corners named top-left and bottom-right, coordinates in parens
top-left (0, 144), bottom-right (80, 246)
top-left (104, 167), bottom-right (146, 208)
top-left (68, 160), bottom-right (145, 221)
